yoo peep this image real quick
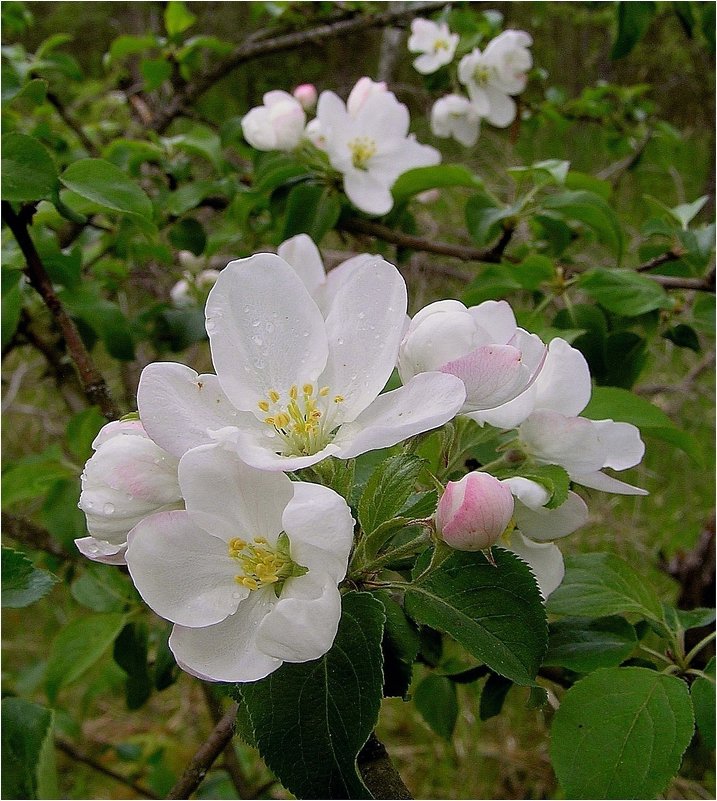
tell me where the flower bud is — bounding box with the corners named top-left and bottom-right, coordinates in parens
top-left (241, 90), bottom-right (306, 152)
top-left (436, 472), bottom-right (514, 551)
top-left (293, 83), bottom-right (318, 111)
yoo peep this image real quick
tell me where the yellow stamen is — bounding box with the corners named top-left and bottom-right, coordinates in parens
top-left (334, 395), bottom-right (344, 404)
top-left (268, 389), bottom-right (280, 403)
top-left (303, 384), bottom-right (313, 396)
top-left (289, 385), bottom-right (298, 400)
top-left (258, 400), bottom-right (270, 412)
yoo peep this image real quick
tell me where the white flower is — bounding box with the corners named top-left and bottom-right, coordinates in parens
top-left (430, 94), bottom-right (482, 147)
top-left (125, 445), bottom-right (354, 683)
top-left (170, 269), bottom-right (221, 307)
top-left (75, 420), bottom-right (182, 565)
top-left (398, 299), bottom-right (545, 414)
top-left (292, 83), bottom-right (318, 111)
top-left (241, 90), bottom-right (306, 151)
top-left (137, 253), bottom-right (465, 471)
top-left (408, 18), bottom-right (459, 74)
top-left (346, 77), bottom-right (388, 116)
top-left (315, 89), bottom-right (440, 215)
top-left (458, 29), bottom-right (533, 127)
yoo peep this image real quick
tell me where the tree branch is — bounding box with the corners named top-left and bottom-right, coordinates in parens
top-left (358, 733), bottom-right (412, 799)
top-left (56, 737), bottom-right (158, 799)
top-left (46, 92), bottom-right (100, 157)
top-left (635, 245), bottom-right (686, 272)
top-left (2, 201), bottom-right (119, 420)
top-left (151, 2), bottom-right (446, 133)
top-left (166, 703), bottom-right (239, 800)
top-left (2, 512), bottom-right (76, 561)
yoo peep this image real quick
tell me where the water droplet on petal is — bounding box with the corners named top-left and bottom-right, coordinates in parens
top-left (252, 320), bottom-right (261, 327)
top-left (337, 337), bottom-right (344, 345)
top-left (103, 502), bottom-right (115, 515)
top-left (302, 331), bottom-right (309, 338)
top-left (358, 312), bottom-right (366, 320)
top-left (243, 306), bottom-right (251, 314)
top-left (253, 358), bottom-right (265, 369)
top-left (251, 335), bottom-right (263, 346)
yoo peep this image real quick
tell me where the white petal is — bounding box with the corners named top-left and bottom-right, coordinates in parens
top-left (137, 363), bottom-right (243, 458)
top-left (92, 419), bottom-right (146, 449)
top-left (592, 419), bottom-right (645, 470)
top-left (277, 234), bottom-right (326, 298)
top-left (520, 411), bottom-right (607, 475)
top-left (206, 254), bottom-right (328, 410)
top-left (75, 537), bottom-right (127, 565)
top-left (484, 86), bottom-right (516, 127)
top-left (178, 444), bottom-right (293, 543)
top-left (343, 170), bottom-right (394, 216)
top-left (572, 470), bottom-right (648, 496)
top-left (533, 338), bottom-right (591, 417)
top-left (282, 482), bottom-right (354, 583)
top-left (334, 372), bottom-right (465, 458)
top-left (256, 572), bottom-right (342, 663)
top-left (317, 254), bottom-right (377, 315)
top-left (513, 491), bottom-right (589, 542)
top-left (505, 536), bottom-right (564, 599)
top-left (125, 511), bottom-right (244, 627)
top-left (170, 589), bottom-right (281, 683)
top-left (468, 300), bottom-right (517, 344)
top-left (502, 477), bottom-right (550, 509)
top-left (320, 256), bottom-right (407, 421)
top-left (467, 387), bottom-right (537, 429)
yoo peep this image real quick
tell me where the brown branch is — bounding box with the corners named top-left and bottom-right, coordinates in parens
top-left (358, 733), bottom-right (412, 799)
top-left (649, 269), bottom-right (715, 292)
top-left (2, 512), bottom-right (76, 561)
top-left (166, 703), bottom-right (239, 800)
top-left (2, 201), bottom-right (119, 420)
top-left (46, 92), bottom-right (100, 157)
top-left (636, 246), bottom-right (686, 272)
top-left (151, 2), bottom-right (446, 133)
top-left (339, 216), bottom-right (512, 264)
top-left (56, 737), bottom-right (158, 799)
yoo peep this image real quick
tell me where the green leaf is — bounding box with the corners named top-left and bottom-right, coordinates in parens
top-left (498, 464), bottom-right (570, 510)
top-left (671, 195), bottom-right (709, 228)
top-left (373, 590), bottom-right (420, 699)
top-left (282, 183), bottom-right (340, 243)
top-left (551, 667), bottom-right (694, 798)
top-left (611, 1), bottom-right (656, 59)
top-left (2, 546), bottom-right (58, 608)
top-left (462, 264), bottom-right (522, 305)
top-left (66, 406), bottom-right (105, 462)
top-left (1, 132), bottom-right (58, 202)
top-left (513, 253), bottom-right (555, 291)
top-left (509, 159), bottom-right (570, 185)
top-left (405, 548), bottom-right (547, 685)
top-left (582, 385), bottom-right (675, 429)
top-left (663, 323), bottom-right (700, 352)
top-left (168, 218), bottom-right (206, 256)
top-left (691, 657), bottom-right (715, 748)
top-left (547, 553), bottom-right (663, 622)
top-left (113, 621), bottom-right (152, 709)
top-left (479, 672), bottom-right (513, 720)
top-left (414, 674), bottom-right (458, 740)
top-left (1, 271), bottom-right (23, 350)
top-left (71, 565), bottom-right (139, 613)
top-left (141, 57), bottom-right (172, 91)
top-left (59, 158), bottom-right (154, 229)
top-left (465, 194), bottom-right (518, 247)
top-left (253, 152), bottom-right (311, 194)
top-left (545, 616), bottom-right (638, 673)
top-left (2, 698), bottom-right (57, 800)
top-left (165, 125), bottom-right (224, 171)
top-left (108, 33), bottom-right (159, 62)
top-left (578, 268), bottom-right (670, 316)
top-left (241, 592), bottom-right (385, 800)
top-left (45, 612), bottom-right (126, 702)
top-left (59, 284), bottom-right (135, 360)
top-left (392, 165), bottom-right (482, 205)
top-left (358, 453), bottom-right (425, 537)
top-left (667, 606), bottom-right (716, 631)
top-left (41, 478), bottom-right (86, 551)
top-left (1, 446), bottom-right (75, 508)
top-left (165, 0), bottom-right (197, 36)
top-left (543, 190), bottom-right (624, 258)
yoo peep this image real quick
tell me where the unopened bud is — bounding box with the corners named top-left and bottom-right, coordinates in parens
top-left (436, 472), bottom-right (514, 551)
top-left (292, 83), bottom-right (318, 111)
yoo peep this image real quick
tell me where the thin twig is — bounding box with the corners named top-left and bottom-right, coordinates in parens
top-left (166, 704), bottom-right (239, 800)
top-left (46, 92), bottom-right (100, 157)
top-left (55, 737), bottom-right (158, 799)
top-left (597, 130), bottom-right (654, 185)
top-left (636, 246), bottom-right (686, 272)
top-left (358, 733), bottom-right (412, 799)
top-left (2, 201), bottom-right (119, 419)
top-left (151, 2), bottom-right (446, 133)
top-left (2, 512), bottom-right (76, 561)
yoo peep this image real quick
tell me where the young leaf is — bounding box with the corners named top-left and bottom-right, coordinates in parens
top-left (413, 674), bottom-right (458, 741)
top-left (281, 183), bottom-right (341, 243)
top-left (2, 546), bottom-right (59, 608)
top-left (165, 0), bottom-right (197, 37)
top-left (544, 616), bottom-right (637, 673)
top-left (71, 564), bottom-right (139, 613)
top-left (241, 592), bottom-right (385, 800)
top-left (1, 132), bottom-right (58, 202)
top-left (691, 657), bottom-right (715, 748)
top-left (391, 164), bottom-right (482, 205)
top-left (542, 190), bottom-right (624, 258)
top-left (45, 613), bottom-right (126, 702)
top-left (405, 548), bottom-right (547, 685)
top-left (578, 269), bottom-right (670, 316)
top-left (547, 553), bottom-right (663, 622)
top-left (1, 698), bottom-right (58, 800)
top-left (358, 453), bottom-right (425, 536)
top-left (550, 667), bottom-right (694, 798)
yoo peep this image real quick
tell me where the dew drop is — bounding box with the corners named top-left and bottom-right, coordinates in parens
top-left (103, 502), bottom-right (115, 515)
top-left (243, 306), bottom-right (251, 314)
top-left (302, 331), bottom-right (309, 338)
top-left (252, 320), bottom-right (261, 327)
top-left (337, 337), bottom-right (344, 345)
top-left (358, 312), bottom-right (366, 320)
top-left (253, 358), bottom-right (266, 369)
top-left (251, 335), bottom-right (263, 346)
top-left (350, 373), bottom-right (358, 381)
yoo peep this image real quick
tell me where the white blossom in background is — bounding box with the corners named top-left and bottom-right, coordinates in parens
top-left (458, 29), bottom-right (533, 127)
top-left (76, 419), bottom-right (182, 565)
top-left (138, 253), bottom-right (465, 472)
top-left (292, 83), bottom-right (318, 111)
top-left (430, 94), bottom-right (482, 147)
top-left (408, 18), bottom-right (459, 74)
top-left (315, 87), bottom-right (440, 215)
top-left (125, 445), bottom-right (354, 682)
top-left (170, 269), bottom-right (221, 307)
top-left (398, 299), bottom-right (545, 414)
top-left (241, 90), bottom-right (306, 151)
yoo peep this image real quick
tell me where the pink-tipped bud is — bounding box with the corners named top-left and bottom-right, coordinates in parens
top-left (293, 83), bottom-right (318, 111)
top-left (436, 472), bottom-right (514, 551)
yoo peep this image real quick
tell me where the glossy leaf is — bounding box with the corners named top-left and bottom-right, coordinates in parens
top-left (2, 546), bottom-right (58, 608)
top-left (544, 616), bottom-right (637, 673)
top-left (1, 698), bottom-right (57, 800)
top-left (1, 132), bottom-right (58, 202)
top-left (373, 590), bottom-right (420, 699)
top-left (358, 454), bottom-right (425, 537)
top-left (579, 268), bottom-right (670, 316)
top-left (282, 183), bottom-right (341, 243)
top-left (543, 190), bottom-right (624, 258)
top-left (392, 164), bottom-right (482, 204)
top-left (413, 674), bottom-right (458, 741)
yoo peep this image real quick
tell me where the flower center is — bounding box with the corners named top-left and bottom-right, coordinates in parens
top-left (228, 532), bottom-right (307, 596)
top-left (348, 136), bottom-right (377, 170)
top-left (258, 383), bottom-right (345, 457)
top-left (433, 38), bottom-right (450, 52)
top-left (472, 64), bottom-right (495, 85)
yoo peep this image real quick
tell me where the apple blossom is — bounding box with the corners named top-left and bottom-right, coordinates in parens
top-left (346, 76), bottom-right (388, 116)
top-left (436, 472), bottom-right (514, 551)
top-left (458, 29), bottom-right (533, 127)
top-left (292, 83), bottom-right (318, 111)
top-left (408, 18), bottom-right (459, 74)
top-left (125, 445), bottom-right (354, 682)
top-left (398, 299), bottom-right (545, 414)
top-left (75, 419), bottom-right (182, 565)
top-left (138, 253), bottom-right (465, 472)
top-left (170, 269), bottom-right (221, 307)
top-left (315, 88), bottom-right (440, 215)
top-left (241, 90), bottom-right (306, 151)
top-left (430, 94), bottom-right (482, 147)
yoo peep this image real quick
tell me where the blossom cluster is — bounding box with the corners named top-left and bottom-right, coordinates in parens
top-left (408, 18), bottom-right (533, 146)
top-left (241, 76), bottom-right (440, 216)
top-left (76, 234), bottom-right (646, 682)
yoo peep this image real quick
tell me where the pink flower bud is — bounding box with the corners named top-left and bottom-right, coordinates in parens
top-left (293, 83), bottom-right (318, 111)
top-left (436, 472), bottom-right (514, 551)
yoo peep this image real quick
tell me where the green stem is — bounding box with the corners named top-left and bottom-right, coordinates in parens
top-left (684, 630), bottom-right (717, 666)
top-left (639, 645), bottom-right (673, 665)
top-left (359, 531), bottom-right (431, 573)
